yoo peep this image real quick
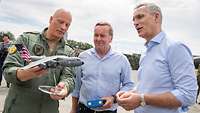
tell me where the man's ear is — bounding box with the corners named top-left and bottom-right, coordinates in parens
top-left (109, 36), bottom-right (113, 43)
top-left (154, 12), bottom-right (161, 23)
top-left (49, 16), bottom-right (53, 24)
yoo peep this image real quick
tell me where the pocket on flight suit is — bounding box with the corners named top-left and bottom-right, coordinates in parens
top-left (2, 93), bottom-right (17, 113)
top-left (9, 92), bottom-right (40, 113)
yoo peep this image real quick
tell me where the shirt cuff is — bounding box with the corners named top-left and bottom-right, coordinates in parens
top-left (171, 89), bottom-right (184, 105)
top-left (71, 90), bottom-right (80, 98)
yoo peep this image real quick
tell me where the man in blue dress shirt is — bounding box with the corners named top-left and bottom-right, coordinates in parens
top-left (70, 22), bottom-right (134, 113)
top-left (116, 3), bottom-right (198, 113)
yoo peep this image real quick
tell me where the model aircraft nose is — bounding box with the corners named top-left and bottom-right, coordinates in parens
top-left (58, 59), bottom-right (84, 67)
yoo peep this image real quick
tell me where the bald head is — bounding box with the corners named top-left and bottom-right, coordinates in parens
top-left (52, 9), bottom-right (72, 22)
top-left (46, 9), bottom-right (72, 40)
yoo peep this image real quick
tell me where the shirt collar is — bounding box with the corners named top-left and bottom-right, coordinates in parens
top-left (91, 47), bottom-right (115, 59)
top-left (41, 28), bottom-right (65, 45)
top-left (145, 31), bottom-right (165, 49)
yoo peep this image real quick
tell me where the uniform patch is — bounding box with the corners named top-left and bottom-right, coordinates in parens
top-left (33, 44), bottom-right (44, 56)
top-left (8, 45), bottom-right (17, 54)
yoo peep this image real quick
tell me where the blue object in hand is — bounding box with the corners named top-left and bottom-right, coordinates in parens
top-left (87, 99), bottom-right (106, 108)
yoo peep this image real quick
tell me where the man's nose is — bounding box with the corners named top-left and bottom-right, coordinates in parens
top-left (96, 35), bottom-right (102, 41)
top-left (60, 24), bottom-right (67, 31)
top-left (133, 20), bottom-right (139, 27)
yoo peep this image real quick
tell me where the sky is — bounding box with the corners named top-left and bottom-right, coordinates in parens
top-left (0, 0), bottom-right (200, 55)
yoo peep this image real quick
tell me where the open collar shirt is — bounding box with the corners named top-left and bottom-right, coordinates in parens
top-left (72, 48), bottom-right (134, 111)
top-left (135, 32), bottom-right (198, 113)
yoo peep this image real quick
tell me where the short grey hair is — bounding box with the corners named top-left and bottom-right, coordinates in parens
top-left (135, 3), bottom-right (162, 23)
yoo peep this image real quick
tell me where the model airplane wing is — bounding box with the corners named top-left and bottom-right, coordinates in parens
top-left (38, 86), bottom-right (55, 95)
top-left (21, 55), bottom-right (84, 70)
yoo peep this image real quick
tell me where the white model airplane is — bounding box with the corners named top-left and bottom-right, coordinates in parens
top-left (21, 55), bottom-right (84, 70)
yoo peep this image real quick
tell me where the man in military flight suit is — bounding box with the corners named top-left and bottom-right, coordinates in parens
top-left (2, 9), bottom-right (75, 113)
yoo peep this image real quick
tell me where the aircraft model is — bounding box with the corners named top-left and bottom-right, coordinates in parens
top-left (6, 43), bottom-right (84, 69)
top-left (21, 55), bottom-right (84, 70)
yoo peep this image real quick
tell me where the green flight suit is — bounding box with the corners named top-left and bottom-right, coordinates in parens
top-left (2, 28), bottom-right (75, 113)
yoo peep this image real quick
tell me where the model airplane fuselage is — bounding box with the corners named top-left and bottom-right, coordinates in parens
top-left (21, 55), bottom-right (84, 70)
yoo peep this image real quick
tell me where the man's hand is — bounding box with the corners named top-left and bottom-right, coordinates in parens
top-left (116, 91), bottom-right (141, 111)
top-left (101, 96), bottom-right (115, 109)
top-left (50, 82), bottom-right (68, 100)
top-left (17, 66), bottom-right (48, 81)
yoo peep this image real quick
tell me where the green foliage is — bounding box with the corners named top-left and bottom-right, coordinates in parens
top-left (66, 40), bottom-right (93, 50)
top-left (66, 40), bottom-right (93, 57)
top-left (124, 53), bottom-right (141, 70)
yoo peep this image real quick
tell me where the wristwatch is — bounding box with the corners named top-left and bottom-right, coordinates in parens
top-left (140, 93), bottom-right (146, 106)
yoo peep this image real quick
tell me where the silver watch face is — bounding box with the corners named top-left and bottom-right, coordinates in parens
top-left (140, 94), bottom-right (146, 106)
top-left (140, 101), bottom-right (146, 106)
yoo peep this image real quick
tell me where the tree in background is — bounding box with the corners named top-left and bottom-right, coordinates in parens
top-left (66, 40), bottom-right (93, 57)
top-left (66, 40), bottom-right (93, 50)
top-left (124, 53), bottom-right (140, 70)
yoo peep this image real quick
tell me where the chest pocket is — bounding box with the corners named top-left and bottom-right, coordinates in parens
top-left (21, 33), bottom-right (44, 56)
